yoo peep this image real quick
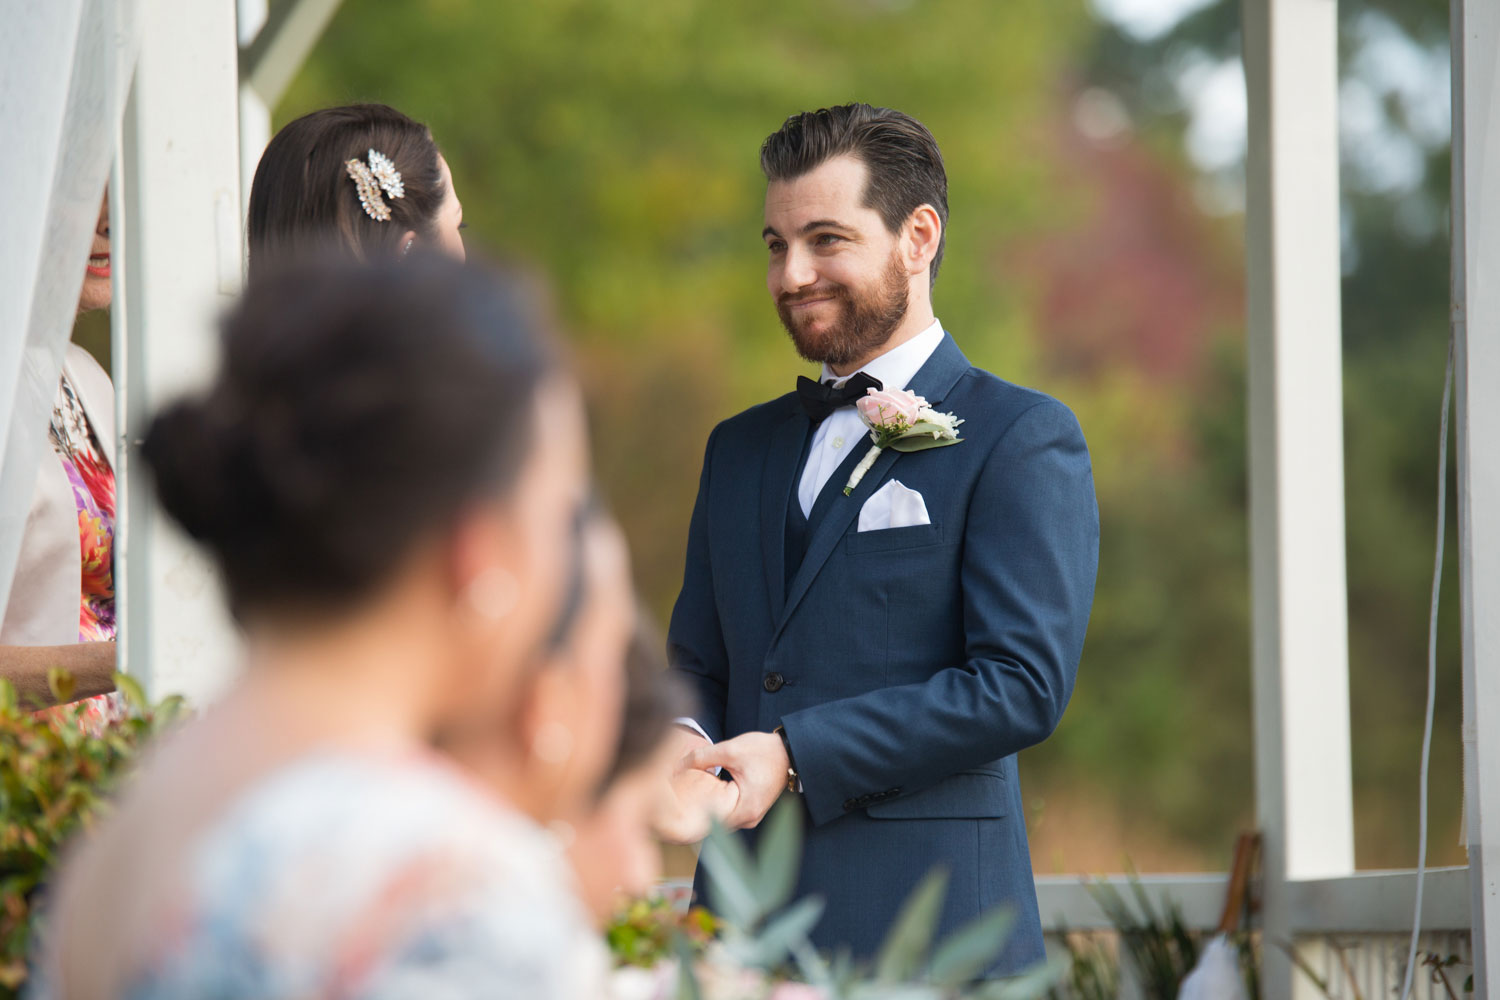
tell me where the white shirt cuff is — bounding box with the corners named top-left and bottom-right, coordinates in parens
top-left (674, 717), bottom-right (712, 743)
top-left (674, 717), bottom-right (721, 776)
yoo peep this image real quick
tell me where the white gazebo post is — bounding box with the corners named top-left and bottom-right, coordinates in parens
top-left (113, 0), bottom-right (244, 703)
top-left (237, 0), bottom-right (345, 214)
top-left (1242, 0), bottom-right (1356, 996)
top-left (1454, 0), bottom-right (1500, 989)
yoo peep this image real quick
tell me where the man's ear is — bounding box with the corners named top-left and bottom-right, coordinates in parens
top-left (903, 205), bottom-right (942, 277)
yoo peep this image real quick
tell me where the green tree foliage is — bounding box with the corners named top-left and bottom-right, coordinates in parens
top-left (282, 0), bottom-right (1088, 624)
top-left (284, 0), bottom-right (1459, 871)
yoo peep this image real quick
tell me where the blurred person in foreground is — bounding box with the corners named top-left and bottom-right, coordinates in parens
top-left (2, 193), bottom-right (122, 728)
top-left (246, 103), bottom-right (466, 280)
top-left (448, 534), bottom-right (695, 924)
top-left (566, 621), bottom-right (695, 924)
top-left (31, 256), bottom-right (604, 999)
top-left (663, 103), bottom-right (1100, 975)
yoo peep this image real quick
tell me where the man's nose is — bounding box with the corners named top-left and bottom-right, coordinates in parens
top-left (779, 245), bottom-right (817, 293)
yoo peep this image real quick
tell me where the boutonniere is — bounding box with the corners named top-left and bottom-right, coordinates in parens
top-left (843, 388), bottom-right (964, 496)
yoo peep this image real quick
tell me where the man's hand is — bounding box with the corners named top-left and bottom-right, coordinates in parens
top-left (658, 767), bottom-right (739, 844)
top-left (683, 731), bottom-right (790, 830)
top-left (654, 726), bottom-right (737, 844)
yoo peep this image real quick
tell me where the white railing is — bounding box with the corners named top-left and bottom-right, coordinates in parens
top-left (1037, 868), bottom-right (1472, 997)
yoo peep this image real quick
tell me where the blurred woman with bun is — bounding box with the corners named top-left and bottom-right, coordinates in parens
top-left (33, 255), bottom-right (604, 999)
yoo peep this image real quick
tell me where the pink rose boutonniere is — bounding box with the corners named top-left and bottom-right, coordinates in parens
top-left (843, 387), bottom-right (964, 495)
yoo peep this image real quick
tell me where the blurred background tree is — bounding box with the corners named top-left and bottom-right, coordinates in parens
top-left (256, 0), bottom-right (1457, 874)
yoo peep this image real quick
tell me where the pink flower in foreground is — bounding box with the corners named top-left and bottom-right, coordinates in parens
top-left (857, 387), bottom-right (924, 429)
top-left (769, 984), bottom-right (830, 1000)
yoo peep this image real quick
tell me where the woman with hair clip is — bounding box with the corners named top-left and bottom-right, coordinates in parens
top-left (32, 256), bottom-right (605, 999)
top-left (246, 103), bottom-right (467, 280)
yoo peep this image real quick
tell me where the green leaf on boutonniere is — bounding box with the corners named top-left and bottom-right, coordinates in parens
top-left (890, 434), bottom-right (963, 453)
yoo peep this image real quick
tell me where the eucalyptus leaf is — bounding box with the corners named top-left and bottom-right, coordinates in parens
top-left (929, 905), bottom-right (1016, 987)
top-left (874, 868), bottom-right (950, 983)
top-left (890, 435), bottom-right (962, 453)
top-left (700, 822), bottom-right (762, 929)
top-left (673, 936), bottom-right (705, 1000)
top-left (848, 984), bottom-right (943, 1000)
top-left (755, 797), bottom-right (802, 912)
top-left (907, 420), bottom-right (960, 437)
top-left (791, 936), bottom-right (835, 991)
top-left (743, 895), bottom-right (825, 968)
top-left (972, 955), bottom-right (1072, 1000)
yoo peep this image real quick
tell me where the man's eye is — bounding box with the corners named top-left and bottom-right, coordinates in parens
top-left (767, 242), bottom-right (786, 254)
top-left (815, 233), bottom-right (842, 246)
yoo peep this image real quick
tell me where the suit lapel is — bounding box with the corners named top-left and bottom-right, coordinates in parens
top-left (773, 333), bottom-right (972, 638)
top-left (760, 407), bottom-right (810, 625)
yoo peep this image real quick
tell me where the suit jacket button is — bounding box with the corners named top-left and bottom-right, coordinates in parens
top-left (763, 672), bottom-right (785, 693)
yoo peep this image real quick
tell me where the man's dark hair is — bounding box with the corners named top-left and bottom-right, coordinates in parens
top-left (760, 103), bottom-right (949, 288)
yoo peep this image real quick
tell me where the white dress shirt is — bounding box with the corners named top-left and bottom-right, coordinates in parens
top-left (796, 319), bottom-right (945, 516)
top-left (674, 319), bottom-right (947, 755)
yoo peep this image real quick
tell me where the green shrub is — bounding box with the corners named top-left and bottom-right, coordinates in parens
top-left (0, 673), bottom-right (186, 995)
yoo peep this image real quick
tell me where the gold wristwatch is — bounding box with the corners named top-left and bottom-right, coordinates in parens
top-left (773, 725), bottom-right (800, 794)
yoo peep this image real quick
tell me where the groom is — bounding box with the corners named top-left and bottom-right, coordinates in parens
top-left (666, 103), bottom-right (1098, 974)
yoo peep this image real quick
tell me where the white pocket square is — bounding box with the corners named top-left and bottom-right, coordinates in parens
top-left (857, 479), bottom-right (931, 532)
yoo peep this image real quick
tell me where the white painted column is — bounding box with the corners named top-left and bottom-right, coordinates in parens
top-left (1454, 0), bottom-right (1500, 989)
top-left (1242, 0), bottom-right (1356, 996)
top-left (237, 0), bottom-right (272, 222)
top-left (235, 0), bottom-right (345, 239)
top-left (113, 0), bottom-right (244, 704)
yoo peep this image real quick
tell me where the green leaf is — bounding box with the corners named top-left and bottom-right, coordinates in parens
top-left (699, 822), bottom-right (762, 929)
top-left (0, 679), bottom-right (16, 713)
top-left (791, 935), bottom-right (835, 991)
top-left (754, 796), bottom-right (802, 912)
top-left (152, 694), bottom-right (190, 729)
top-left (973, 955), bottom-right (1072, 999)
top-left (929, 905), bottom-right (1016, 986)
top-left (673, 934), bottom-right (705, 1000)
top-left (889, 435), bottom-right (962, 453)
top-left (874, 868), bottom-right (949, 983)
top-left (744, 894), bottom-right (825, 968)
top-left (113, 673), bottom-right (147, 713)
top-left (46, 668), bottom-right (75, 706)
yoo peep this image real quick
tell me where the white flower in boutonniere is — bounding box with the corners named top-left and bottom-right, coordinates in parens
top-left (843, 387), bottom-right (964, 496)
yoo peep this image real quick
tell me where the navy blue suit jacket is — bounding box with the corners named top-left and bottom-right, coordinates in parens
top-left (667, 333), bottom-right (1099, 973)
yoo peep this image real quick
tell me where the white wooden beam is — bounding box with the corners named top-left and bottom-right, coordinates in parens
top-left (239, 0), bottom-right (343, 109)
top-left (113, 0), bottom-right (243, 704)
top-left (1242, 0), bottom-right (1355, 995)
top-left (1031, 869), bottom-right (1471, 934)
top-left (1454, 0), bottom-right (1500, 989)
top-left (237, 0), bottom-right (272, 221)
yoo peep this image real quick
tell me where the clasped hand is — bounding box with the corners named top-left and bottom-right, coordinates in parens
top-left (653, 729), bottom-right (790, 844)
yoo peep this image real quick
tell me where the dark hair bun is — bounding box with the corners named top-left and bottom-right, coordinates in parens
top-left (142, 254), bottom-right (559, 622)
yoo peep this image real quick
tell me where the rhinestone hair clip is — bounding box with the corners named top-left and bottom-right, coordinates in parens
top-left (344, 148), bottom-right (405, 222)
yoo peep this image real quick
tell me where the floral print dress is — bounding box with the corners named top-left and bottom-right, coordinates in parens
top-left (39, 369), bottom-right (124, 732)
top-left (29, 749), bottom-right (609, 999)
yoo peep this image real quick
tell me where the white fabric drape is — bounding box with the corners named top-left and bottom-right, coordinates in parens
top-left (0, 0), bottom-right (140, 626)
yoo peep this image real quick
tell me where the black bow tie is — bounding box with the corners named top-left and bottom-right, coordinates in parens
top-left (796, 371), bottom-right (883, 425)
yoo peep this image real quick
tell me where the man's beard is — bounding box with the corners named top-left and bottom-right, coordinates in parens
top-left (777, 251), bottom-right (909, 369)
